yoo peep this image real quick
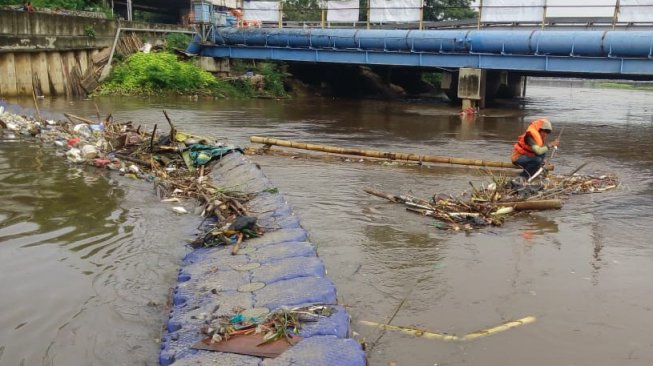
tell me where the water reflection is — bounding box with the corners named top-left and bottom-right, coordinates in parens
top-left (0, 125), bottom-right (198, 365)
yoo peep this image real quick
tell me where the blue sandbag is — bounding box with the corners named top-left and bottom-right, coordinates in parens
top-left (160, 152), bottom-right (365, 365)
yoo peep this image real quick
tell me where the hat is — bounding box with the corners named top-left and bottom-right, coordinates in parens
top-left (540, 119), bottom-right (552, 132)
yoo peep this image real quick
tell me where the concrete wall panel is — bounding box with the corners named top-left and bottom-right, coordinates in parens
top-left (0, 53), bottom-right (18, 97)
top-left (64, 51), bottom-right (77, 73)
top-left (31, 52), bottom-right (51, 96)
top-left (13, 53), bottom-right (33, 96)
top-left (15, 11), bottom-right (29, 34)
top-left (29, 12), bottom-right (40, 34)
top-left (46, 52), bottom-right (65, 96)
top-left (62, 51), bottom-right (77, 97)
top-left (78, 50), bottom-right (89, 75)
top-left (0, 10), bottom-right (15, 34)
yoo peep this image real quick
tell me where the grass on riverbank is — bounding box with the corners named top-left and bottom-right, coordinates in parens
top-left (591, 81), bottom-right (653, 91)
top-left (95, 52), bottom-right (289, 98)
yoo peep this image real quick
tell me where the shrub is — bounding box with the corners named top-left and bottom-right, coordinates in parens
top-left (422, 72), bottom-right (442, 87)
top-left (84, 25), bottom-right (96, 38)
top-left (258, 62), bottom-right (288, 97)
top-left (165, 33), bottom-right (191, 51)
top-left (99, 52), bottom-right (219, 95)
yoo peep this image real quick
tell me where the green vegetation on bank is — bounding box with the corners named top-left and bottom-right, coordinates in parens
top-left (96, 52), bottom-right (289, 98)
top-left (1, 0), bottom-right (114, 18)
top-left (280, 0), bottom-right (475, 22)
top-left (422, 72), bottom-right (442, 88)
top-left (1, 0), bottom-right (101, 10)
top-left (591, 82), bottom-right (653, 91)
top-left (165, 33), bottom-right (192, 51)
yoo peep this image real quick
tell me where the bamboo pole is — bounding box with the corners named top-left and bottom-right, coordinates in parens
top-left (482, 199), bottom-right (562, 211)
top-left (32, 89), bottom-right (41, 121)
top-left (363, 187), bottom-right (406, 203)
top-left (250, 136), bottom-right (516, 169)
top-left (64, 113), bottom-right (95, 125)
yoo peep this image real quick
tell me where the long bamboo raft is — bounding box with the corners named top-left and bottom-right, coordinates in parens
top-left (250, 136), bottom-right (517, 169)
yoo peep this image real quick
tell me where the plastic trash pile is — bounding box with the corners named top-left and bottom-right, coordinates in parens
top-left (0, 106), bottom-right (260, 249)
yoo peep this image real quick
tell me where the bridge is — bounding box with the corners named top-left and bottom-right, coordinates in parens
top-left (186, 1), bottom-right (653, 108)
top-left (188, 27), bottom-right (653, 107)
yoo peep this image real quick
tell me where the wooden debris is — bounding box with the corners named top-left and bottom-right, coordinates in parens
top-left (365, 172), bottom-right (618, 231)
top-left (192, 332), bottom-right (302, 358)
top-left (194, 305), bottom-right (334, 357)
top-left (231, 232), bottom-right (244, 255)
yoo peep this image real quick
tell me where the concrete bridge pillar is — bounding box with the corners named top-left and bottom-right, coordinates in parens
top-left (197, 57), bottom-right (230, 76)
top-left (442, 69), bottom-right (525, 109)
top-left (486, 71), bottom-right (524, 99)
top-left (457, 68), bottom-right (486, 110)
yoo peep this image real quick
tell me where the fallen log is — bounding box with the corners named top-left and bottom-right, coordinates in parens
top-left (250, 136), bottom-right (517, 169)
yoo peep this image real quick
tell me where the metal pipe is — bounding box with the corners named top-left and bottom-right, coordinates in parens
top-left (213, 28), bottom-right (653, 59)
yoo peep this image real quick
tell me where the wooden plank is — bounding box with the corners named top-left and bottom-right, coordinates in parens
top-left (13, 53), bottom-right (33, 96)
top-left (46, 52), bottom-right (65, 96)
top-left (0, 53), bottom-right (18, 97)
top-left (80, 67), bottom-right (99, 94)
top-left (92, 48), bottom-right (110, 65)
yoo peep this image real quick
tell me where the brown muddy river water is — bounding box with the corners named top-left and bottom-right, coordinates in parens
top-left (1, 81), bottom-right (653, 366)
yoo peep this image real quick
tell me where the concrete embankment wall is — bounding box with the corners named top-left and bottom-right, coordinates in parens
top-left (0, 10), bottom-right (191, 97)
top-left (160, 152), bottom-right (366, 365)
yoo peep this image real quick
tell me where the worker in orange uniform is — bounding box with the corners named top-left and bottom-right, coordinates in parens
top-left (512, 118), bottom-right (560, 178)
top-left (230, 8), bottom-right (243, 27)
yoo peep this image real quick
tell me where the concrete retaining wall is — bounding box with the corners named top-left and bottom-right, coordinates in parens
top-left (160, 152), bottom-right (366, 365)
top-left (0, 9), bottom-right (192, 97)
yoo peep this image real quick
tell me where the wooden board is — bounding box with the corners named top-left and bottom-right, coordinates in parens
top-left (192, 333), bottom-right (302, 358)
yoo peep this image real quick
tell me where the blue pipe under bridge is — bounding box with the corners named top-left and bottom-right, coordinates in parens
top-left (190, 27), bottom-right (653, 78)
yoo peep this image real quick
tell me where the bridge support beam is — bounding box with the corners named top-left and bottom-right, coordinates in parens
top-left (197, 57), bottom-right (230, 76)
top-left (458, 68), bottom-right (486, 110)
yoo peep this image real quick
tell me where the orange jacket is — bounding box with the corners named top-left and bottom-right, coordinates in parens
top-left (512, 119), bottom-right (547, 161)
